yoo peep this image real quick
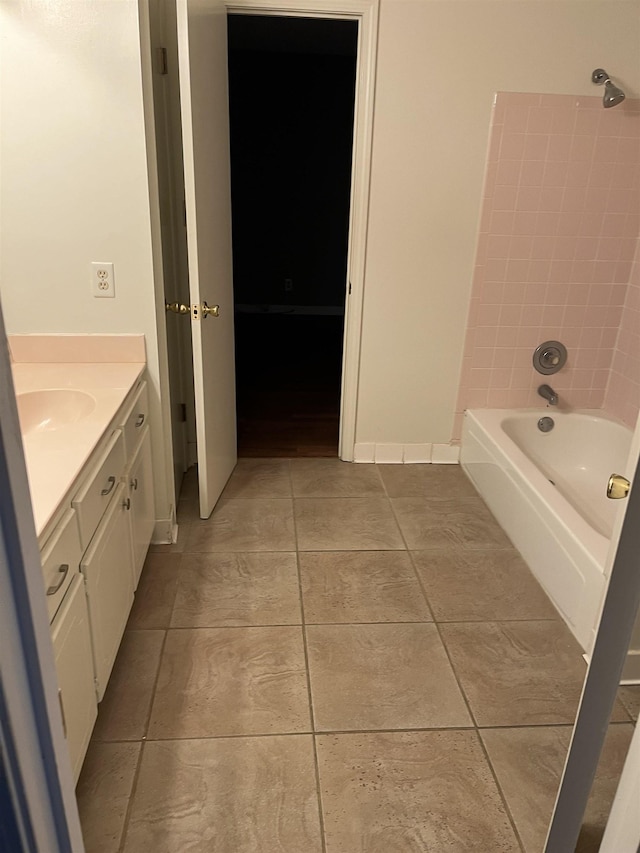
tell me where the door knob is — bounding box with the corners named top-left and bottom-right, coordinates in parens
top-left (607, 473), bottom-right (630, 500)
top-left (165, 301), bottom-right (190, 315)
top-left (201, 302), bottom-right (220, 318)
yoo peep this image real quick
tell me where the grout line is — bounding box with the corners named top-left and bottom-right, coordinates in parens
top-left (126, 615), bottom-right (561, 629)
top-left (288, 461), bottom-right (328, 853)
top-left (140, 725), bottom-right (483, 742)
top-left (98, 719), bottom-right (590, 747)
top-left (115, 622), bottom-right (170, 851)
top-left (117, 739), bottom-right (146, 853)
top-left (475, 729), bottom-right (527, 853)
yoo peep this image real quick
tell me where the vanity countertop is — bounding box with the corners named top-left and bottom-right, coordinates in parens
top-left (12, 359), bottom-right (145, 540)
top-left (9, 335), bottom-right (146, 539)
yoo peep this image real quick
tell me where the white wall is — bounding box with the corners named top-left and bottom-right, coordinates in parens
top-left (356, 0), bottom-right (640, 446)
top-left (0, 0), bottom-right (174, 527)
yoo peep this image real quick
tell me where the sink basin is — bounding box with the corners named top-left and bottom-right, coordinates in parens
top-left (17, 389), bottom-right (96, 434)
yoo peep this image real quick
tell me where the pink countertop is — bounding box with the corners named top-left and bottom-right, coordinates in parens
top-left (10, 337), bottom-right (146, 540)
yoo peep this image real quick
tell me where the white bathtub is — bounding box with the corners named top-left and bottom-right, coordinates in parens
top-left (461, 409), bottom-right (632, 652)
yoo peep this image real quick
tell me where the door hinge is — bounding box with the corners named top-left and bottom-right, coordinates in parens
top-left (180, 403), bottom-right (187, 423)
top-left (156, 47), bottom-right (168, 76)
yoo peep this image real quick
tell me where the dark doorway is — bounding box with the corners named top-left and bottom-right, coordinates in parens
top-left (227, 15), bottom-right (358, 457)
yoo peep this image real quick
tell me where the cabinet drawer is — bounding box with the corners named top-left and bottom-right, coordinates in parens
top-left (52, 573), bottom-right (98, 783)
top-left (120, 381), bottom-right (149, 460)
top-left (41, 509), bottom-right (82, 623)
top-left (72, 430), bottom-right (125, 549)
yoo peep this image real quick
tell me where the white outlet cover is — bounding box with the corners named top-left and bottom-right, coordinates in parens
top-left (91, 261), bottom-right (115, 298)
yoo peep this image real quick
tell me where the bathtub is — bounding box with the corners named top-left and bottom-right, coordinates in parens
top-left (461, 409), bottom-right (632, 653)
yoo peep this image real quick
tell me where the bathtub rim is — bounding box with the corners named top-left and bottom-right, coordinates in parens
top-left (462, 407), bottom-right (631, 574)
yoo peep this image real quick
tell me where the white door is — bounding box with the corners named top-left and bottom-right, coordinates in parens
top-left (176, 0), bottom-right (237, 518)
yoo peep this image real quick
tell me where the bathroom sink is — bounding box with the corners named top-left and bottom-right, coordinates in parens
top-left (17, 389), bottom-right (96, 434)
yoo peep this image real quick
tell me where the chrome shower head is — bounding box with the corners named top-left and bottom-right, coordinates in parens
top-left (592, 68), bottom-right (626, 108)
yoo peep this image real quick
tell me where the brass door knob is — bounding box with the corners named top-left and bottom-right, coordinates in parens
top-left (607, 473), bottom-right (631, 500)
top-left (165, 301), bottom-right (190, 315)
top-left (201, 302), bottom-right (220, 318)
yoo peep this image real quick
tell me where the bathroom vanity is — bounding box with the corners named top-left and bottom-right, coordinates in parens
top-left (10, 336), bottom-right (155, 781)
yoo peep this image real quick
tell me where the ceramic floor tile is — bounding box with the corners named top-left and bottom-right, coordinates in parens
top-left (439, 621), bottom-right (588, 726)
top-left (392, 497), bottom-right (513, 550)
top-left (178, 465), bottom-right (198, 500)
top-left (295, 497), bottom-right (404, 551)
top-left (185, 499), bottom-right (296, 552)
top-left (617, 685), bottom-right (640, 722)
top-left (76, 741), bottom-right (141, 853)
top-left (148, 627), bottom-right (310, 738)
top-left (123, 736), bottom-right (322, 853)
top-left (413, 548), bottom-right (558, 621)
top-left (127, 553), bottom-right (181, 629)
top-left (92, 630), bottom-right (165, 742)
top-left (481, 724), bottom-right (634, 853)
top-left (300, 551), bottom-right (431, 623)
top-left (291, 459), bottom-right (384, 497)
top-left (306, 623), bottom-right (471, 731)
top-left (221, 459), bottom-right (292, 499)
top-left (176, 499), bottom-right (202, 523)
top-left (379, 464), bottom-right (479, 499)
top-left (316, 730), bottom-right (519, 852)
top-left (170, 552), bottom-right (301, 627)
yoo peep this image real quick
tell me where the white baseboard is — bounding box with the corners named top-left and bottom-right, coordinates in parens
top-left (352, 442), bottom-right (459, 464)
top-left (621, 649), bottom-right (640, 684)
top-left (152, 511), bottom-right (176, 545)
top-left (431, 443), bottom-right (461, 464)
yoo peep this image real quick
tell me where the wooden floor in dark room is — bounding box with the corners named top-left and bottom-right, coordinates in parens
top-left (234, 312), bottom-right (343, 458)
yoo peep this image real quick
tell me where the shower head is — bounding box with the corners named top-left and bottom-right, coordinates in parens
top-left (591, 68), bottom-right (626, 108)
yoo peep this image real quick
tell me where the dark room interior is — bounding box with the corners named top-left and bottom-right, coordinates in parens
top-left (227, 15), bottom-right (358, 456)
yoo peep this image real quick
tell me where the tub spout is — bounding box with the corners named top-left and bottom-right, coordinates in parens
top-left (538, 384), bottom-right (558, 406)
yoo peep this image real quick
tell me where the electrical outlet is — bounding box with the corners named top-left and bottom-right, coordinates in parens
top-left (91, 262), bottom-right (115, 298)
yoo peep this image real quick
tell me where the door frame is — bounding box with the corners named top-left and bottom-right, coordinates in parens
top-left (225, 0), bottom-right (379, 461)
top-left (544, 413), bottom-right (640, 850)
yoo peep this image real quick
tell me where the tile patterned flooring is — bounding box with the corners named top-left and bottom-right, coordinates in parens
top-left (76, 460), bottom-right (640, 853)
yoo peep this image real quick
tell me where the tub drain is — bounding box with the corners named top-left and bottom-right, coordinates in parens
top-left (538, 416), bottom-right (555, 433)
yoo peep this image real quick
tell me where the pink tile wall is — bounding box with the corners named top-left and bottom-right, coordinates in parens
top-left (605, 238), bottom-right (640, 427)
top-left (454, 92), bottom-right (640, 440)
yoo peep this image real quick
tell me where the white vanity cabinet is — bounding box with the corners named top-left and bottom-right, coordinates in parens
top-left (37, 371), bottom-right (155, 783)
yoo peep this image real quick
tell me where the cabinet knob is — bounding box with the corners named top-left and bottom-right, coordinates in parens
top-left (135, 414), bottom-right (145, 428)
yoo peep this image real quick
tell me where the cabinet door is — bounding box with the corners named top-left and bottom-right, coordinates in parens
top-left (51, 574), bottom-right (97, 783)
top-left (81, 482), bottom-right (134, 700)
top-left (127, 425), bottom-right (155, 589)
